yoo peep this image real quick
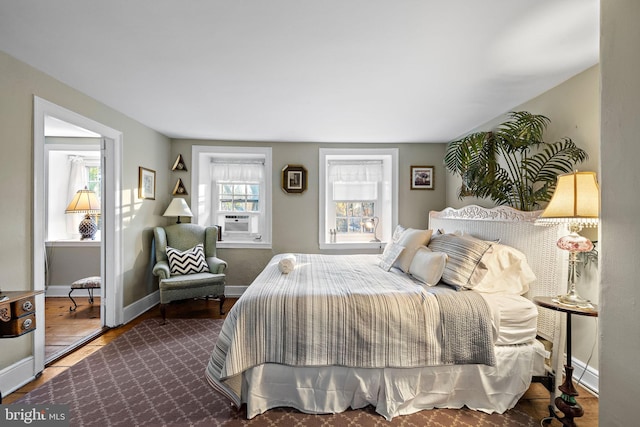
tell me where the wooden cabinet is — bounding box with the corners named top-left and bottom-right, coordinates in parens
top-left (0, 291), bottom-right (42, 338)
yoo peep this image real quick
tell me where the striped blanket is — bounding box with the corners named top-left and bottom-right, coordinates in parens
top-left (205, 253), bottom-right (495, 406)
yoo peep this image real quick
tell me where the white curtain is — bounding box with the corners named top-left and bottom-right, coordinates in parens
top-left (329, 161), bottom-right (382, 201)
top-left (328, 161), bottom-right (382, 183)
top-left (210, 161), bottom-right (264, 182)
top-left (67, 156), bottom-right (87, 235)
top-left (333, 182), bottom-right (378, 201)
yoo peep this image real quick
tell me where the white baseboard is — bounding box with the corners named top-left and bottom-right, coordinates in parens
top-left (225, 285), bottom-right (248, 297)
top-left (119, 287), bottom-right (248, 325)
top-left (45, 285), bottom-right (101, 298)
top-left (45, 286), bottom-right (249, 323)
top-left (122, 290), bottom-right (160, 325)
top-left (572, 357), bottom-right (599, 397)
top-left (0, 356), bottom-right (36, 399)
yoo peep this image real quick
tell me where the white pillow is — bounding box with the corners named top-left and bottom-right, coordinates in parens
top-left (392, 228), bottom-right (433, 273)
top-left (392, 224), bottom-right (406, 242)
top-left (472, 243), bottom-right (537, 295)
top-left (409, 247), bottom-right (448, 286)
top-left (379, 242), bottom-right (405, 271)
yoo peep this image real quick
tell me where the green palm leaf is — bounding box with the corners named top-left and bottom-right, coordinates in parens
top-left (444, 111), bottom-right (588, 211)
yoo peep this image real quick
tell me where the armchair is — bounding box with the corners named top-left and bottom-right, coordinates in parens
top-left (153, 224), bottom-right (226, 323)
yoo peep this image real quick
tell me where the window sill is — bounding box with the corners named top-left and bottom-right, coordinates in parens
top-left (45, 240), bottom-right (101, 247)
top-left (217, 241), bottom-right (272, 249)
top-left (319, 242), bottom-right (385, 251)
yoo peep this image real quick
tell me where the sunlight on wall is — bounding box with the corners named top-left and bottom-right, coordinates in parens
top-left (121, 188), bottom-right (137, 228)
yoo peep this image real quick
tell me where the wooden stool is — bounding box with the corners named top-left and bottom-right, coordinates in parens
top-left (69, 276), bottom-right (101, 311)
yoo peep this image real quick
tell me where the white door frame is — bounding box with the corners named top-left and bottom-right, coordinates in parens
top-left (33, 96), bottom-right (123, 374)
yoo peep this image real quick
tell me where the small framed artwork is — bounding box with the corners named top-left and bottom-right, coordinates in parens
top-left (411, 165), bottom-right (434, 190)
top-left (138, 167), bottom-right (156, 200)
top-left (281, 164), bottom-right (307, 194)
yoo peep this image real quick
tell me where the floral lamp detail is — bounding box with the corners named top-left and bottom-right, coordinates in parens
top-left (535, 171), bottom-right (600, 307)
top-left (65, 187), bottom-right (101, 240)
top-left (163, 198), bottom-right (193, 224)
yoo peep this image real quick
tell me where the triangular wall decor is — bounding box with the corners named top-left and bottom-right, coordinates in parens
top-left (172, 154), bottom-right (187, 171)
top-left (172, 178), bottom-right (188, 195)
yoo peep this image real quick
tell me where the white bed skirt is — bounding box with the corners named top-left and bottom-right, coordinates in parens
top-left (241, 340), bottom-right (548, 420)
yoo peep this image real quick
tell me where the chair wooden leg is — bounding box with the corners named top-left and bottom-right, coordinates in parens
top-left (219, 296), bottom-right (225, 315)
top-left (160, 303), bottom-right (167, 325)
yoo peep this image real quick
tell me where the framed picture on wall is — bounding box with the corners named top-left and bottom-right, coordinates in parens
top-left (138, 167), bottom-right (156, 199)
top-left (410, 165), bottom-right (434, 190)
top-left (281, 164), bottom-right (307, 194)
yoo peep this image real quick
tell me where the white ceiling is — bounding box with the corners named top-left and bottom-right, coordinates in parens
top-left (44, 116), bottom-right (101, 138)
top-left (0, 0), bottom-right (599, 143)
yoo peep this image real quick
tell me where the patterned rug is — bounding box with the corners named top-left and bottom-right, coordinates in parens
top-left (16, 318), bottom-right (537, 426)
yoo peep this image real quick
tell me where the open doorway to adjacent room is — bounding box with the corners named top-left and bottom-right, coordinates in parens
top-left (33, 97), bottom-right (124, 374)
top-left (43, 117), bottom-right (105, 363)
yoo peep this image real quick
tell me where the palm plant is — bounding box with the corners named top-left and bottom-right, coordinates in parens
top-left (444, 111), bottom-right (588, 211)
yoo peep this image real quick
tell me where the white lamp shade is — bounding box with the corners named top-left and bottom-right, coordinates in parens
top-left (537, 171), bottom-right (599, 227)
top-left (163, 198), bottom-right (193, 218)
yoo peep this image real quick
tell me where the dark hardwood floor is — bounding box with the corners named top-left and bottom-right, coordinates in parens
top-left (5, 297), bottom-right (599, 426)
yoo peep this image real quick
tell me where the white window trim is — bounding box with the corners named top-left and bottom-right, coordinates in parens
top-left (319, 148), bottom-right (398, 250)
top-left (192, 145), bottom-right (272, 249)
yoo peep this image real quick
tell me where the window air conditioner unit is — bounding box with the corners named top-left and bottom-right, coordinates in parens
top-left (224, 214), bottom-right (250, 233)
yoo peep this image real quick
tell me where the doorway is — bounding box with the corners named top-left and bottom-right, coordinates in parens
top-left (33, 97), bottom-right (124, 375)
top-left (43, 134), bottom-right (103, 363)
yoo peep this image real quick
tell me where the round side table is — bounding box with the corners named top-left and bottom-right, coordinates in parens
top-left (534, 296), bottom-right (598, 427)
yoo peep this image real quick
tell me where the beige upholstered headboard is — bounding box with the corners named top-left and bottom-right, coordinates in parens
top-left (429, 205), bottom-right (567, 342)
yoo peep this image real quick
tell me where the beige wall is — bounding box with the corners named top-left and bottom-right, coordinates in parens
top-left (45, 246), bottom-right (101, 286)
top-left (444, 65), bottom-right (601, 375)
top-left (0, 50), bottom-right (170, 370)
top-left (170, 140), bottom-right (447, 286)
top-left (600, 1), bottom-right (640, 425)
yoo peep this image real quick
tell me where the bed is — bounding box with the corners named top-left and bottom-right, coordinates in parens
top-left (205, 205), bottom-right (566, 420)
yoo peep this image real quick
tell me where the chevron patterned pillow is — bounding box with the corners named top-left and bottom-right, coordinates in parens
top-left (166, 243), bottom-right (210, 275)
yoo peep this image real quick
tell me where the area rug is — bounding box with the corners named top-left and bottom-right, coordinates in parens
top-left (16, 318), bottom-right (537, 426)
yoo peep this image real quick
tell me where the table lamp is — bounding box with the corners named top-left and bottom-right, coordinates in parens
top-left (65, 187), bottom-right (101, 240)
top-left (535, 171), bottom-right (599, 307)
top-left (163, 198), bottom-right (193, 224)
top-left (364, 216), bottom-right (380, 242)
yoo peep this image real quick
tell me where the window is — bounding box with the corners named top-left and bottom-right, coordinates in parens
top-left (335, 202), bottom-right (375, 234)
top-left (218, 183), bottom-right (259, 212)
top-left (192, 146), bottom-right (272, 248)
top-left (319, 148), bottom-right (398, 249)
top-left (86, 164), bottom-right (101, 200)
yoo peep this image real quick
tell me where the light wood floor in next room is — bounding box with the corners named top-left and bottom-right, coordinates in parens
top-left (45, 296), bottom-right (103, 363)
top-left (6, 298), bottom-right (599, 426)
